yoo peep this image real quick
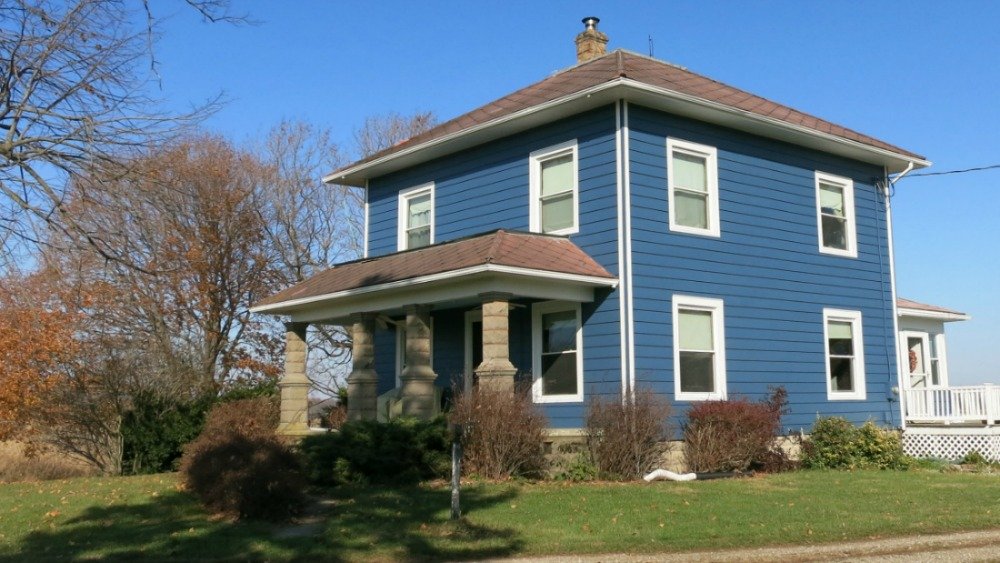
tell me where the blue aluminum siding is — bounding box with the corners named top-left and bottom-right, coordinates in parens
top-left (628, 104), bottom-right (898, 432)
top-left (366, 107), bottom-right (624, 427)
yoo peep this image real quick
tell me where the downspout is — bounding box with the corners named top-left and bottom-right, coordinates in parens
top-left (884, 161), bottom-right (915, 429)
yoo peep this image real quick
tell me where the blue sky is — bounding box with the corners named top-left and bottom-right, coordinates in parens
top-left (151, 1), bottom-right (999, 385)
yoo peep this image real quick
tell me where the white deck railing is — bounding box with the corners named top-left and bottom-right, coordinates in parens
top-left (904, 385), bottom-right (1000, 426)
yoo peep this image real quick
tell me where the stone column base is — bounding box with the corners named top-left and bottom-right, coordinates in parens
top-left (400, 370), bottom-right (438, 420)
top-left (277, 377), bottom-right (311, 437)
top-left (347, 370), bottom-right (379, 421)
top-left (475, 367), bottom-right (517, 393)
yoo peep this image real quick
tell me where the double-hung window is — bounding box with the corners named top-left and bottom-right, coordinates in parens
top-left (532, 301), bottom-right (583, 402)
top-left (823, 309), bottom-right (866, 400)
top-left (398, 183), bottom-right (434, 250)
top-left (673, 295), bottom-right (727, 401)
top-left (815, 172), bottom-right (857, 257)
top-left (529, 140), bottom-right (579, 235)
top-left (667, 138), bottom-right (720, 237)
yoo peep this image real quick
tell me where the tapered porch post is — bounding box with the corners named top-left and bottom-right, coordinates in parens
top-left (347, 312), bottom-right (379, 421)
top-left (400, 304), bottom-right (438, 419)
top-left (475, 292), bottom-right (517, 392)
top-left (277, 321), bottom-right (311, 436)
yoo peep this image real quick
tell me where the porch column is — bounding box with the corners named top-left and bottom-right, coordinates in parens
top-left (400, 304), bottom-right (438, 419)
top-left (475, 292), bottom-right (517, 393)
top-left (277, 322), bottom-right (311, 436)
top-left (347, 312), bottom-right (379, 421)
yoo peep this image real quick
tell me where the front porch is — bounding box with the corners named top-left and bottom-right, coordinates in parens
top-left (902, 385), bottom-right (1000, 462)
top-left (250, 230), bottom-right (617, 435)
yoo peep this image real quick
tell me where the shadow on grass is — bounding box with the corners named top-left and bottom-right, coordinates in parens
top-left (3, 484), bottom-right (523, 562)
top-left (322, 484), bottom-right (524, 561)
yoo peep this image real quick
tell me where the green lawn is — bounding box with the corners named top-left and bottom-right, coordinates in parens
top-left (1, 470), bottom-right (998, 561)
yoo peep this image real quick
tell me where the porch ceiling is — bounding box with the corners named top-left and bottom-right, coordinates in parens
top-left (251, 229), bottom-right (617, 323)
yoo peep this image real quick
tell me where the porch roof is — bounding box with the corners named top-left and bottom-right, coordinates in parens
top-left (252, 230), bottom-right (617, 322)
top-left (897, 297), bottom-right (970, 322)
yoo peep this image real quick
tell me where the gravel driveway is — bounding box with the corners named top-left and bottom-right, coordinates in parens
top-left (494, 528), bottom-right (1000, 562)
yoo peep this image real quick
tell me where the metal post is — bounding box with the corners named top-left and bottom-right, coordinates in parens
top-left (450, 423), bottom-right (463, 520)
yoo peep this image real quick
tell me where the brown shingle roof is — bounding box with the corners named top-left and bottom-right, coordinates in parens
top-left (335, 50), bottom-right (923, 178)
top-left (255, 230), bottom-right (615, 308)
top-left (897, 297), bottom-right (968, 317)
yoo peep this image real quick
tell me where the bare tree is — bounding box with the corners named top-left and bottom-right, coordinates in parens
top-left (353, 111), bottom-right (436, 160)
top-left (0, 0), bottom-right (239, 266)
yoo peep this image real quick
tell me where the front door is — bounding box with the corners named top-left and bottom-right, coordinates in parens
top-left (463, 310), bottom-right (483, 392)
top-left (902, 332), bottom-right (933, 389)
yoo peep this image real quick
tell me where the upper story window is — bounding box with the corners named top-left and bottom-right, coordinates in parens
top-left (823, 308), bottom-right (866, 400)
top-left (672, 295), bottom-right (727, 401)
top-left (815, 172), bottom-right (857, 258)
top-left (529, 140), bottom-right (579, 235)
top-left (531, 301), bottom-right (583, 403)
top-left (667, 138), bottom-right (720, 238)
top-left (398, 183), bottom-right (434, 250)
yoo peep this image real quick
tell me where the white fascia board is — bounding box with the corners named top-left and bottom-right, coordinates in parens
top-left (250, 263), bottom-right (618, 316)
top-left (897, 308), bottom-right (971, 322)
top-left (327, 79), bottom-right (929, 186)
top-left (619, 79), bottom-right (930, 174)
top-left (323, 82), bottom-right (624, 186)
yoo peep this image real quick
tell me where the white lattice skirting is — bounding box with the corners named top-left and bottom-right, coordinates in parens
top-left (903, 427), bottom-right (1000, 462)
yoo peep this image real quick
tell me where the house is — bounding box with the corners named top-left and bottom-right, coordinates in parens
top-left (253, 18), bottom-right (996, 458)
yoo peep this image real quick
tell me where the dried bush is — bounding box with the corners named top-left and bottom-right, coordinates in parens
top-left (179, 397), bottom-right (304, 521)
top-left (0, 442), bottom-right (94, 483)
top-left (802, 417), bottom-right (912, 470)
top-left (683, 387), bottom-right (788, 473)
top-left (450, 383), bottom-right (548, 480)
top-left (299, 416), bottom-right (449, 486)
top-left (585, 389), bottom-right (672, 480)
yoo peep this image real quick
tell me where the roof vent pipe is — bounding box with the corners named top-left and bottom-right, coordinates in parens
top-left (575, 17), bottom-right (608, 63)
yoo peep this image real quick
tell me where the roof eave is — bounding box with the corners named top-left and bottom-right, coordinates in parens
top-left (323, 80), bottom-right (625, 187)
top-left (620, 79), bottom-right (931, 174)
top-left (250, 263), bottom-right (618, 316)
top-left (326, 79), bottom-right (929, 187)
top-left (897, 307), bottom-right (971, 322)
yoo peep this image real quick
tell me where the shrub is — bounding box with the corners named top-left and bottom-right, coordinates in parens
top-left (449, 383), bottom-right (548, 479)
top-left (180, 397), bottom-right (304, 521)
top-left (585, 389), bottom-right (672, 480)
top-left (960, 450), bottom-right (989, 466)
top-left (299, 416), bottom-right (450, 486)
top-left (121, 391), bottom-right (213, 475)
top-left (802, 417), bottom-right (912, 470)
top-left (683, 387), bottom-right (788, 473)
top-left (121, 380), bottom-right (278, 476)
top-left (552, 451), bottom-right (599, 482)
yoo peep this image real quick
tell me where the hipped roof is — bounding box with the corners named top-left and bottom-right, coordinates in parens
top-left (328, 50), bottom-right (927, 185)
top-left (254, 229), bottom-right (614, 311)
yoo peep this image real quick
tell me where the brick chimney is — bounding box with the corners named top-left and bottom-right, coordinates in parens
top-left (575, 17), bottom-right (608, 63)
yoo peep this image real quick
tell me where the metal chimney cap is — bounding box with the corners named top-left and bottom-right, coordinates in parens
top-left (582, 17), bottom-right (600, 31)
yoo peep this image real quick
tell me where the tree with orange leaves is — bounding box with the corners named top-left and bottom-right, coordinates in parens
top-left (0, 273), bottom-right (79, 444)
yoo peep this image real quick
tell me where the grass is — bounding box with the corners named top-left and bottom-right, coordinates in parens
top-left (0, 470), bottom-right (998, 561)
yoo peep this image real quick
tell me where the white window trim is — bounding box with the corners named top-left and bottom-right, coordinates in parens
top-left (672, 295), bottom-right (727, 401)
top-left (531, 300), bottom-right (584, 403)
top-left (397, 182), bottom-right (435, 251)
top-left (823, 308), bottom-right (866, 400)
top-left (463, 309), bottom-right (482, 394)
top-left (933, 333), bottom-right (950, 387)
top-left (529, 140), bottom-right (579, 235)
top-left (814, 171), bottom-right (857, 258)
top-left (667, 138), bottom-right (720, 238)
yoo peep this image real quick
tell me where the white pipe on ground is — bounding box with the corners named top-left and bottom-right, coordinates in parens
top-left (643, 469), bottom-right (697, 482)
